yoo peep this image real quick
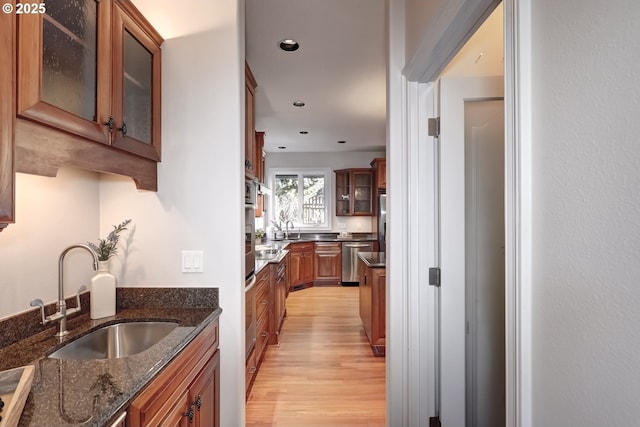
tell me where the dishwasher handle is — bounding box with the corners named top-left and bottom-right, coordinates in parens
top-left (344, 243), bottom-right (372, 248)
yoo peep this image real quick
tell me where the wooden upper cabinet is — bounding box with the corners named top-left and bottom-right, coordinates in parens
top-left (335, 169), bottom-right (374, 216)
top-left (16, 0), bottom-right (162, 161)
top-left (255, 131), bottom-right (265, 183)
top-left (111, 0), bottom-right (162, 161)
top-left (245, 63), bottom-right (257, 178)
top-left (0, 2), bottom-right (15, 232)
top-left (17, 0), bottom-right (111, 145)
top-left (370, 157), bottom-right (386, 191)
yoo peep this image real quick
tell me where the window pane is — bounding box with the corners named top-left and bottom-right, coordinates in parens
top-left (42, 0), bottom-right (98, 121)
top-left (274, 175), bottom-right (298, 226)
top-left (124, 30), bottom-right (153, 144)
top-left (303, 175), bottom-right (325, 225)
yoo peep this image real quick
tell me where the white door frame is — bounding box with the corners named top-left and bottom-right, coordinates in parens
top-left (386, 0), bottom-right (532, 426)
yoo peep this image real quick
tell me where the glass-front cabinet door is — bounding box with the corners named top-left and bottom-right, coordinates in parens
top-left (16, 0), bottom-right (162, 161)
top-left (111, 0), bottom-right (162, 161)
top-left (335, 170), bottom-right (351, 216)
top-left (352, 170), bottom-right (373, 215)
top-left (17, 0), bottom-right (111, 144)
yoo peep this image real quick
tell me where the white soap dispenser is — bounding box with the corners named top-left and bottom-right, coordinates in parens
top-left (90, 261), bottom-right (116, 319)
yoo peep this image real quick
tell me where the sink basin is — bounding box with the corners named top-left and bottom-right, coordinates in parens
top-left (48, 321), bottom-right (178, 360)
top-left (256, 248), bottom-right (282, 260)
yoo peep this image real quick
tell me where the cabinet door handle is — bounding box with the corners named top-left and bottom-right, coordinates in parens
top-left (261, 331), bottom-right (268, 337)
top-left (194, 394), bottom-right (202, 411)
top-left (118, 122), bottom-right (128, 137)
top-left (103, 116), bottom-right (115, 132)
top-left (184, 405), bottom-right (195, 423)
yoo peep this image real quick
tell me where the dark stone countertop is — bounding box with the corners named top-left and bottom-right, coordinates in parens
top-left (0, 290), bottom-right (220, 427)
top-left (255, 249), bottom-right (289, 275)
top-left (358, 251), bottom-right (387, 268)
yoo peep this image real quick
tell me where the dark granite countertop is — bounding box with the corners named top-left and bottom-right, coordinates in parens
top-left (0, 289), bottom-right (220, 427)
top-left (255, 249), bottom-right (289, 275)
top-left (358, 251), bottom-right (387, 268)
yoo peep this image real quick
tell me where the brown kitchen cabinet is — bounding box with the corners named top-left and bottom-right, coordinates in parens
top-left (370, 158), bottom-right (386, 191)
top-left (254, 267), bottom-right (271, 365)
top-left (17, 0), bottom-right (162, 160)
top-left (254, 131), bottom-right (266, 218)
top-left (0, 4), bottom-right (15, 232)
top-left (245, 63), bottom-right (257, 178)
top-left (335, 169), bottom-right (374, 216)
top-left (271, 254), bottom-right (289, 342)
top-left (313, 242), bottom-right (342, 285)
top-left (11, 0), bottom-right (160, 192)
top-left (288, 242), bottom-right (314, 290)
top-left (128, 319), bottom-right (220, 427)
top-left (359, 258), bottom-right (386, 356)
top-left (255, 131), bottom-right (266, 183)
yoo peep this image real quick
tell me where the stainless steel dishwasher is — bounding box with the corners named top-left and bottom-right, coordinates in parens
top-left (341, 241), bottom-right (374, 284)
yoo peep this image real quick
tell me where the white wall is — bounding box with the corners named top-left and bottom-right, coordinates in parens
top-left (530, 0), bottom-right (640, 425)
top-left (265, 151), bottom-right (384, 232)
top-left (0, 168), bottom-right (99, 319)
top-left (100, 6), bottom-right (246, 425)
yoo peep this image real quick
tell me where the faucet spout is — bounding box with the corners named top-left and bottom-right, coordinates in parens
top-left (285, 221), bottom-right (294, 239)
top-left (55, 244), bottom-right (99, 337)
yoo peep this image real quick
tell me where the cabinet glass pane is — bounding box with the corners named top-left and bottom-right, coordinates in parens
top-left (123, 30), bottom-right (153, 144)
top-left (42, 0), bottom-right (97, 121)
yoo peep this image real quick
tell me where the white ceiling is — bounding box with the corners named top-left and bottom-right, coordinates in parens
top-left (245, 0), bottom-right (387, 154)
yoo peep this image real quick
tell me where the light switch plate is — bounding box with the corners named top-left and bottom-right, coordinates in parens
top-left (181, 250), bottom-right (204, 273)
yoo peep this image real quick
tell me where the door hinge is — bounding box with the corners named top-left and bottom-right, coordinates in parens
top-left (429, 267), bottom-right (441, 287)
top-left (428, 117), bottom-right (440, 137)
top-left (429, 416), bottom-right (441, 427)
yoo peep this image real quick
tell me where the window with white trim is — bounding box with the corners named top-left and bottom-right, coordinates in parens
top-left (271, 169), bottom-right (331, 230)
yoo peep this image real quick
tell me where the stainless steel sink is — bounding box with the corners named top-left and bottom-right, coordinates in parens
top-left (48, 321), bottom-right (178, 360)
top-left (256, 248), bottom-right (281, 260)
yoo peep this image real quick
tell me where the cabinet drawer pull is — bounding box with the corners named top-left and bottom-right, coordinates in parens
top-left (261, 331), bottom-right (268, 337)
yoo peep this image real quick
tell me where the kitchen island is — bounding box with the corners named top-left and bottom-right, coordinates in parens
top-left (0, 288), bottom-right (220, 427)
top-left (358, 252), bottom-right (386, 356)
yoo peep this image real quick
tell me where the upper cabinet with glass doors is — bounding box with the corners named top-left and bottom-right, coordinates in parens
top-left (335, 169), bottom-right (373, 216)
top-left (17, 0), bottom-right (163, 161)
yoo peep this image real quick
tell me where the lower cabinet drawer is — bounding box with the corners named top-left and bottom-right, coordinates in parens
top-left (255, 314), bottom-right (270, 361)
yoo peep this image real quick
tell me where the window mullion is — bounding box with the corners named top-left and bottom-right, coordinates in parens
top-left (298, 174), bottom-right (304, 224)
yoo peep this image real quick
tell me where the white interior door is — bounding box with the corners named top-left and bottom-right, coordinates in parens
top-left (465, 99), bottom-right (505, 427)
top-left (437, 76), bottom-right (504, 427)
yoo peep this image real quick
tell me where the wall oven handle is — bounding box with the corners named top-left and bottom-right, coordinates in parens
top-left (245, 275), bottom-right (257, 291)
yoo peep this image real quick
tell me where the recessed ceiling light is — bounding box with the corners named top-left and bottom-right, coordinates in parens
top-left (278, 146), bottom-right (286, 150)
top-left (337, 140), bottom-right (346, 144)
top-left (293, 101), bottom-right (305, 107)
top-left (299, 131), bottom-right (308, 134)
top-left (279, 39), bottom-right (300, 52)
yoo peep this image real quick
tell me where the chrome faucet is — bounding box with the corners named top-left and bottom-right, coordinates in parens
top-left (30, 244), bottom-right (99, 337)
top-left (285, 221), bottom-right (294, 239)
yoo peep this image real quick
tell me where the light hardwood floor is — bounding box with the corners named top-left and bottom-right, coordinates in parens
top-left (246, 286), bottom-right (386, 427)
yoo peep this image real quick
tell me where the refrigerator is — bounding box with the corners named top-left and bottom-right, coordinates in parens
top-left (377, 193), bottom-right (387, 252)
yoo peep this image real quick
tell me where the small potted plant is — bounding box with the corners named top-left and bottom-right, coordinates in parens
top-left (88, 219), bottom-right (132, 262)
top-left (255, 228), bottom-right (266, 244)
top-left (87, 219), bottom-right (131, 319)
